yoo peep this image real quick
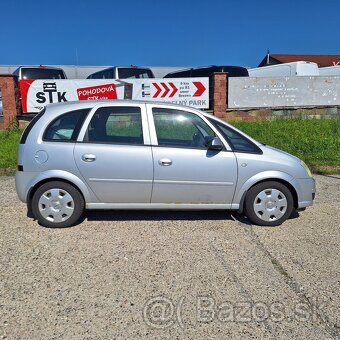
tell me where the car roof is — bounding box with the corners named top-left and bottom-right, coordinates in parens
top-left (43, 99), bottom-right (204, 113)
top-left (95, 66), bottom-right (152, 70)
top-left (164, 65), bottom-right (248, 77)
top-left (18, 66), bottom-right (64, 70)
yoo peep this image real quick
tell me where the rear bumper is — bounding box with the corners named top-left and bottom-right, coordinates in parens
top-left (15, 171), bottom-right (36, 203)
top-left (297, 177), bottom-right (316, 208)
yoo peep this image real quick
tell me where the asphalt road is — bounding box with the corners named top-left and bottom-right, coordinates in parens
top-left (0, 175), bottom-right (339, 339)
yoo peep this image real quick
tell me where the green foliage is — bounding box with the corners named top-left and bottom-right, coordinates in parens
top-left (0, 117), bottom-right (340, 175)
top-left (0, 129), bottom-right (22, 174)
top-left (231, 117), bottom-right (340, 174)
top-left (5, 117), bottom-right (19, 132)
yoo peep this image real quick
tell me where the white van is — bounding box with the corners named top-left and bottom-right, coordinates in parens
top-left (318, 65), bottom-right (340, 76)
top-left (248, 61), bottom-right (319, 77)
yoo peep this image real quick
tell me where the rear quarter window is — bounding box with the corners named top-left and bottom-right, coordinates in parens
top-left (20, 109), bottom-right (45, 144)
top-left (43, 109), bottom-right (90, 142)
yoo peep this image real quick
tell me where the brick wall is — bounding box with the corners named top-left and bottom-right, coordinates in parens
top-left (211, 72), bottom-right (227, 117)
top-left (0, 75), bottom-right (21, 129)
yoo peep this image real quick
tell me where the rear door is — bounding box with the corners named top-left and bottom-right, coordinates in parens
top-left (74, 103), bottom-right (153, 203)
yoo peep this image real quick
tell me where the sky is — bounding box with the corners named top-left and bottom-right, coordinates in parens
top-left (2, 0), bottom-right (340, 68)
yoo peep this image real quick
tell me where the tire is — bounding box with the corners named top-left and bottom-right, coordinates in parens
top-left (31, 181), bottom-right (85, 228)
top-left (244, 181), bottom-right (294, 226)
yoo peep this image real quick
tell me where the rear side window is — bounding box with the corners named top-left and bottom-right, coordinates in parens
top-left (43, 109), bottom-right (89, 141)
top-left (86, 106), bottom-right (143, 144)
top-left (209, 119), bottom-right (262, 154)
top-left (20, 108), bottom-right (45, 144)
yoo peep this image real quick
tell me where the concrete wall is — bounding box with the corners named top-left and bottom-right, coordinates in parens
top-left (228, 76), bottom-right (340, 109)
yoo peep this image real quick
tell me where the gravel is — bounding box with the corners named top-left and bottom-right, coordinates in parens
top-left (0, 175), bottom-right (339, 339)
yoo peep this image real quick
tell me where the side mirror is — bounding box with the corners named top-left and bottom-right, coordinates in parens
top-left (206, 137), bottom-right (223, 151)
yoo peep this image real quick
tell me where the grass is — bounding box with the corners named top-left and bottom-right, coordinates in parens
top-left (231, 117), bottom-right (340, 174)
top-left (0, 129), bottom-right (22, 175)
top-left (0, 117), bottom-right (339, 175)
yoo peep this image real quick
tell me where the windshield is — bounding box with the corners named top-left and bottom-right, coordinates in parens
top-left (118, 68), bottom-right (154, 79)
top-left (21, 68), bottom-right (66, 80)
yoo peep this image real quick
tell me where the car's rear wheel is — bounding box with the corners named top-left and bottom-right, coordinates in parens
top-left (31, 181), bottom-right (84, 228)
top-left (244, 181), bottom-right (294, 226)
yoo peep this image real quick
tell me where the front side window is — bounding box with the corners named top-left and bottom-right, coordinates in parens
top-left (153, 108), bottom-right (215, 149)
top-left (86, 106), bottom-right (143, 144)
top-left (44, 109), bottom-right (89, 141)
top-left (209, 118), bottom-right (262, 153)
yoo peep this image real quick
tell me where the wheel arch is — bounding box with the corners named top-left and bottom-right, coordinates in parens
top-left (236, 176), bottom-right (299, 214)
top-left (26, 170), bottom-right (97, 210)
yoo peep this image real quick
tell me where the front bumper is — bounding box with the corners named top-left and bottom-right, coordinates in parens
top-left (297, 177), bottom-right (316, 208)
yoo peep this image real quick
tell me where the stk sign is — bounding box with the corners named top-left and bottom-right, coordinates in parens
top-left (19, 77), bottom-right (209, 113)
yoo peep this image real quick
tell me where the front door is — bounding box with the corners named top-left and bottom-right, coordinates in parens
top-left (149, 107), bottom-right (237, 205)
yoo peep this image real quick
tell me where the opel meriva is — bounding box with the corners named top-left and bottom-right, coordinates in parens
top-left (15, 100), bottom-right (315, 228)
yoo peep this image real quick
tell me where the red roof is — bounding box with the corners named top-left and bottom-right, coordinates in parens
top-left (259, 54), bottom-right (340, 67)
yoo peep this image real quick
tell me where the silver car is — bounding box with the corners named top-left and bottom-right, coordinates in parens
top-left (15, 100), bottom-right (315, 228)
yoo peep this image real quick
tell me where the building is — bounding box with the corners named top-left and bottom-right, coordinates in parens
top-left (258, 53), bottom-right (340, 67)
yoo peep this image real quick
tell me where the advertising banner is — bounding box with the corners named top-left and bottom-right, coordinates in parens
top-left (128, 78), bottom-right (209, 108)
top-left (19, 78), bottom-right (209, 113)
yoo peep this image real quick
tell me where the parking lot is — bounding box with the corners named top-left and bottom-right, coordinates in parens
top-left (0, 174), bottom-right (339, 339)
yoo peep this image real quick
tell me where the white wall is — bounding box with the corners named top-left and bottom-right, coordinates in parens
top-left (228, 76), bottom-right (340, 109)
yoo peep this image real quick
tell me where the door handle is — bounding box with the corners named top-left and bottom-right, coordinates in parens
top-left (158, 158), bottom-right (172, 166)
top-left (82, 154), bottom-right (96, 162)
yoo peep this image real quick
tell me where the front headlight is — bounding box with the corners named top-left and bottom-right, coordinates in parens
top-left (300, 160), bottom-right (312, 177)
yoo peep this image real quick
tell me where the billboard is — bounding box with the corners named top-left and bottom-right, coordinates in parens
top-left (19, 78), bottom-right (209, 113)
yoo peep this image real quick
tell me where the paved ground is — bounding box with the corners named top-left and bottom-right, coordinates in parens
top-left (0, 175), bottom-right (339, 339)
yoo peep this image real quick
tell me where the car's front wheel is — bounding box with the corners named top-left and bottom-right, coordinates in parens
top-left (244, 181), bottom-right (294, 226)
top-left (31, 181), bottom-right (85, 228)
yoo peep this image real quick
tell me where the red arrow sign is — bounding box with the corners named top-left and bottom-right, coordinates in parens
top-left (153, 83), bottom-right (162, 98)
top-left (161, 82), bottom-right (170, 98)
top-left (193, 82), bottom-right (206, 97)
top-left (169, 82), bottom-right (178, 97)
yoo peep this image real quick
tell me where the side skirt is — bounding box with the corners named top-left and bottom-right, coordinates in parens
top-left (86, 203), bottom-right (240, 210)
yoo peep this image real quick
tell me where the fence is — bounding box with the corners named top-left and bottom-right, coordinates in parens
top-left (0, 73), bottom-right (228, 129)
